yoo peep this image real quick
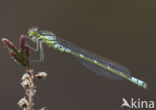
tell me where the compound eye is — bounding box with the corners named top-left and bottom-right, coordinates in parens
top-left (31, 27), bottom-right (39, 32)
top-left (28, 27), bottom-right (39, 36)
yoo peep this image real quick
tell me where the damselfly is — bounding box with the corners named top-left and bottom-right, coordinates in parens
top-left (25, 27), bottom-right (148, 89)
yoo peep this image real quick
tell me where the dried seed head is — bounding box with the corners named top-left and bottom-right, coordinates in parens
top-left (21, 79), bottom-right (30, 89)
top-left (1, 38), bottom-right (16, 50)
top-left (26, 89), bottom-right (36, 97)
top-left (21, 73), bottom-right (30, 81)
top-left (17, 97), bottom-right (28, 109)
top-left (39, 107), bottom-right (47, 110)
top-left (35, 72), bottom-right (48, 79)
top-left (20, 35), bottom-right (25, 50)
top-left (33, 89), bottom-right (36, 94)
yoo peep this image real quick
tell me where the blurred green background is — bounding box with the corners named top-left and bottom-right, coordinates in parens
top-left (0, 0), bottom-right (156, 110)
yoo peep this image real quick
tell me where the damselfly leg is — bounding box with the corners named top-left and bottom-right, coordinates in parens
top-left (25, 35), bottom-right (44, 62)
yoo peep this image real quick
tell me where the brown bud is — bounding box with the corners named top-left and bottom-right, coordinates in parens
top-left (1, 38), bottom-right (16, 50)
top-left (20, 35), bottom-right (25, 50)
top-left (10, 51), bottom-right (18, 60)
top-left (24, 45), bottom-right (29, 57)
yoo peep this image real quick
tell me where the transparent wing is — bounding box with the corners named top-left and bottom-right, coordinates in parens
top-left (75, 57), bottom-right (124, 80)
top-left (55, 37), bottom-right (130, 80)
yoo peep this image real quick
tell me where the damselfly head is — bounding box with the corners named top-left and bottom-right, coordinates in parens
top-left (27, 27), bottom-right (41, 42)
top-left (28, 27), bottom-right (39, 38)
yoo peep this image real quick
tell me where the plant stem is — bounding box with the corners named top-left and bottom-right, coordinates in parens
top-left (26, 69), bottom-right (35, 110)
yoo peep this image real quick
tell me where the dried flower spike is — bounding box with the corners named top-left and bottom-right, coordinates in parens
top-left (39, 107), bottom-right (47, 110)
top-left (17, 97), bottom-right (29, 109)
top-left (21, 79), bottom-right (30, 89)
top-left (35, 72), bottom-right (48, 79)
top-left (21, 73), bottom-right (30, 81)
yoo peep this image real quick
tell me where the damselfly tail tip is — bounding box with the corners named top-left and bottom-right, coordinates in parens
top-left (142, 82), bottom-right (148, 89)
top-left (130, 77), bottom-right (148, 89)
